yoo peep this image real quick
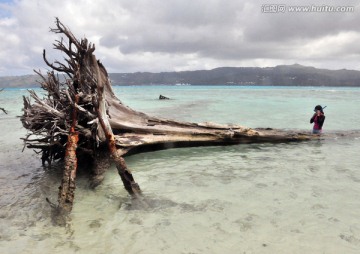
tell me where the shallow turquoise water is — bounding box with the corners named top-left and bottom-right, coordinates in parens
top-left (0, 86), bottom-right (360, 253)
top-left (115, 86), bottom-right (360, 130)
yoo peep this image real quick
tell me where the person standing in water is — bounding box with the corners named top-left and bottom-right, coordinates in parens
top-left (310, 105), bottom-right (326, 134)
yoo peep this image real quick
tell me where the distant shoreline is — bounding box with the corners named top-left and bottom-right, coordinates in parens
top-left (2, 64), bottom-right (360, 88)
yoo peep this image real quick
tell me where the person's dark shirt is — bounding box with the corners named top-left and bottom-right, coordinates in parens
top-left (310, 113), bottom-right (325, 129)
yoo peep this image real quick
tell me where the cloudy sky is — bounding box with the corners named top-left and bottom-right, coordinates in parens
top-left (0, 0), bottom-right (359, 76)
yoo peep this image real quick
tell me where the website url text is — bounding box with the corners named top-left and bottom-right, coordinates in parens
top-left (262, 5), bottom-right (355, 13)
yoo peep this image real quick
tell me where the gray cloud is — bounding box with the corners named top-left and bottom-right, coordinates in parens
top-left (1, 0), bottom-right (360, 76)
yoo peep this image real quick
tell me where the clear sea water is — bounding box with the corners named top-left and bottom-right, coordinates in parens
top-left (0, 85), bottom-right (360, 254)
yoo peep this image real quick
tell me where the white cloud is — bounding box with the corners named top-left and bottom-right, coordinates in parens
top-left (0, 0), bottom-right (360, 76)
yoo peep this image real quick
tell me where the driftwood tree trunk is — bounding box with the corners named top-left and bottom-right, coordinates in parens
top-left (93, 55), bottom-right (141, 195)
top-left (21, 18), bottom-right (314, 215)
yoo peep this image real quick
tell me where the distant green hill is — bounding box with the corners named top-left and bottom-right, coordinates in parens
top-left (109, 64), bottom-right (360, 87)
top-left (0, 75), bottom-right (39, 88)
top-left (1, 64), bottom-right (360, 88)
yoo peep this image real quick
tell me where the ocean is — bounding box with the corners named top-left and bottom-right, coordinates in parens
top-left (0, 85), bottom-right (360, 253)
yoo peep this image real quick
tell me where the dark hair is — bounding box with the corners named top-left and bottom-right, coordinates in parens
top-left (314, 105), bottom-right (324, 113)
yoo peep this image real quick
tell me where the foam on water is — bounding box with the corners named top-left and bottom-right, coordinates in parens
top-left (0, 86), bottom-right (360, 253)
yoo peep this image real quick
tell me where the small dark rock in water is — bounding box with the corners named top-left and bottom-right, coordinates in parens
top-left (159, 94), bottom-right (170, 100)
top-left (262, 243), bottom-right (267, 247)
